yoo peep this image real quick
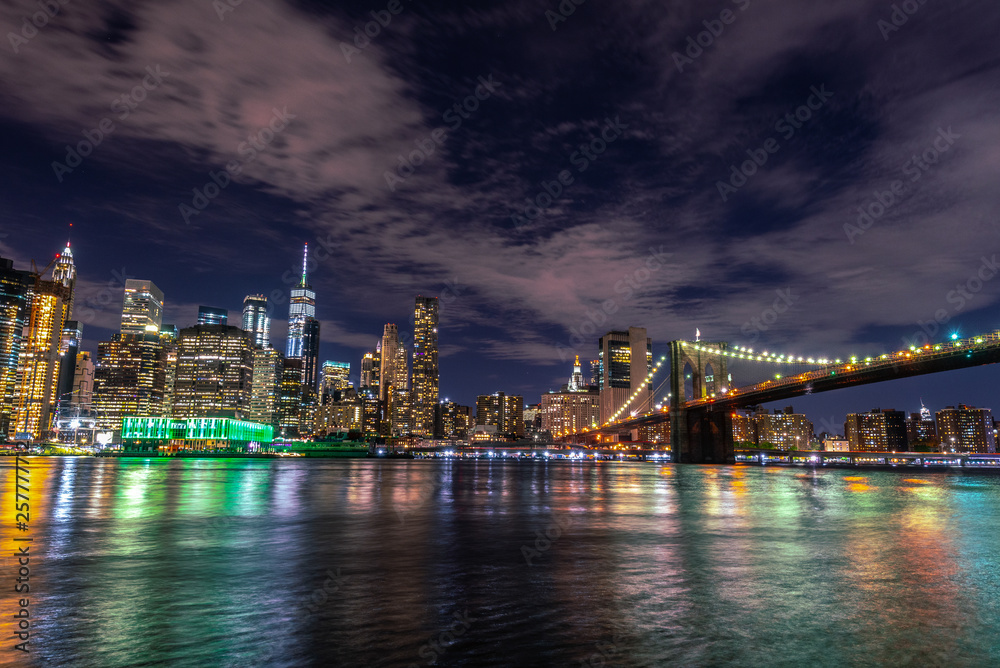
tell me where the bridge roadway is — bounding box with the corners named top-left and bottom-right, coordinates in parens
top-left (610, 331), bottom-right (1000, 435)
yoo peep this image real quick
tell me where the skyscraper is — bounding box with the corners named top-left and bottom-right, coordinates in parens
top-left (286, 243), bottom-right (316, 359)
top-left (598, 327), bottom-right (652, 425)
top-left (475, 392), bottom-right (525, 438)
top-left (302, 318), bottom-right (321, 393)
top-left (0, 257), bottom-right (32, 437)
top-left (197, 306), bottom-right (228, 326)
top-left (242, 294), bottom-right (270, 348)
top-left (55, 320), bottom-right (83, 412)
top-left (52, 240), bottom-right (76, 321)
top-left (379, 324), bottom-right (403, 404)
top-left (250, 347), bottom-right (282, 427)
top-left (412, 296), bottom-right (439, 437)
top-left (121, 279), bottom-right (164, 334)
top-left (12, 277), bottom-right (71, 439)
top-left (172, 325), bottom-right (253, 419)
top-left (360, 348), bottom-right (381, 391)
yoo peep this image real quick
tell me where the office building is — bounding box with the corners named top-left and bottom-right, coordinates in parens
top-left (379, 324), bottom-right (407, 403)
top-left (754, 406), bottom-right (813, 449)
top-left (250, 347), bottom-right (282, 426)
top-left (360, 348), bottom-right (381, 391)
top-left (71, 351), bottom-right (94, 407)
top-left (285, 244), bottom-right (320, 392)
top-left (197, 305), bottom-right (228, 326)
top-left (92, 332), bottom-right (168, 432)
top-left (905, 401), bottom-right (937, 445)
top-left (12, 277), bottom-right (72, 439)
top-left (172, 325), bottom-right (253, 420)
top-left (540, 389), bottom-right (600, 436)
top-left (242, 294), bottom-right (270, 348)
top-left (0, 257), bottom-right (33, 437)
top-left (476, 392), bottom-right (524, 438)
top-left (121, 279), bottom-right (164, 335)
top-left (598, 327), bottom-right (653, 425)
top-left (276, 358), bottom-right (304, 438)
top-left (936, 404), bottom-right (996, 454)
top-left (411, 296), bottom-right (439, 437)
top-left (845, 408), bottom-right (907, 452)
top-left (55, 320), bottom-right (83, 413)
top-left (435, 401), bottom-right (470, 439)
top-left (320, 361), bottom-right (351, 404)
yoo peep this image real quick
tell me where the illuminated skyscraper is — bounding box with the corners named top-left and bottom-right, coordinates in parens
top-left (411, 296), bottom-right (439, 437)
top-left (242, 294), bottom-right (270, 348)
top-left (320, 361), bottom-right (351, 404)
top-left (845, 408), bottom-right (907, 452)
top-left (286, 244), bottom-right (316, 359)
top-left (598, 327), bottom-right (652, 425)
top-left (936, 404), bottom-right (996, 453)
top-left (52, 240), bottom-right (76, 321)
top-left (173, 325), bottom-right (253, 419)
top-left (92, 332), bottom-right (168, 432)
top-left (55, 320), bottom-right (83, 412)
top-left (0, 257), bottom-right (32, 437)
top-left (197, 306), bottom-right (228, 326)
top-left (12, 277), bottom-right (71, 439)
top-left (250, 347), bottom-right (282, 426)
top-left (475, 392), bottom-right (525, 438)
top-left (121, 279), bottom-right (164, 334)
top-left (379, 324), bottom-right (405, 404)
top-left (360, 348), bottom-right (381, 391)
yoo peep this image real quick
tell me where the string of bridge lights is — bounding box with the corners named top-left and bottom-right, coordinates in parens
top-left (605, 355), bottom-right (668, 426)
top-left (682, 342), bottom-right (841, 366)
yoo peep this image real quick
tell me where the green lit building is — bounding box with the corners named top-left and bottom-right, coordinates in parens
top-left (120, 416), bottom-right (274, 453)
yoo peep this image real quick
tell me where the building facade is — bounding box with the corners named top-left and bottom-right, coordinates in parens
top-left (845, 408), bottom-right (907, 452)
top-left (121, 279), bottom-right (164, 335)
top-left (598, 327), bottom-right (653, 425)
top-left (411, 296), bottom-right (439, 436)
top-left (476, 392), bottom-right (525, 438)
top-left (197, 306), bottom-right (228, 326)
top-left (242, 294), bottom-right (270, 348)
top-left (936, 404), bottom-right (996, 453)
top-left (0, 257), bottom-right (32, 437)
top-left (92, 332), bottom-right (168, 432)
top-left (172, 325), bottom-right (253, 420)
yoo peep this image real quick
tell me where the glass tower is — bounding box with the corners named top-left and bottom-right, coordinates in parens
top-left (286, 244), bottom-right (316, 360)
top-left (412, 296), bottom-right (439, 437)
top-left (121, 280), bottom-right (164, 335)
top-left (242, 294), bottom-right (270, 348)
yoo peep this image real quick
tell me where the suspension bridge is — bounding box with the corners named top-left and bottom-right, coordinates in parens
top-left (582, 330), bottom-right (1000, 463)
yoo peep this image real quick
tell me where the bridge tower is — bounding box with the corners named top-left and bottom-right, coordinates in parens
top-left (669, 340), bottom-right (734, 464)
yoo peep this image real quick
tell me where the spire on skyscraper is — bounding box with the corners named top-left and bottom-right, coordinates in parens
top-left (300, 243), bottom-right (309, 287)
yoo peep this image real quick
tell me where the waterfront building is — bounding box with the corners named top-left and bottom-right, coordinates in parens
top-left (92, 332), bottom-right (168, 432)
top-left (523, 403), bottom-right (541, 434)
top-left (379, 324), bottom-right (406, 404)
top-left (598, 327), bottom-right (653, 425)
top-left (845, 408), bottom-right (907, 452)
top-left (197, 305), bottom-right (228, 326)
top-left (476, 392), bottom-right (524, 438)
top-left (276, 357), bottom-right (303, 438)
top-left (172, 325), bottom-right (253, 420)
top-left (412, 296), bottom-right (439, 436)
top-left (0, 257), bottom-right (32, 437)
top-left (823, 436), bottom-right (850, 452)
top-left (315, 388), bottom-right (363, 434)
top-left (12, 277), bottom-right (71, 439)
top-left (388, 388), bottom-right (414, 436)
top-left (119, 416), bottom-right (273, 454)
top-left (359, 387), bottom-right (381, 437)
top-left (754, 406), bottom-right (813, 449)
top-left (936, 404), bottom-right (996, 454)
top-left (250, 347), bottom-right (282, 426)
top-left (121, 279), bottom-right (164, 335)
top-left (435, 400), bottom-right (470, 439)
top-left (160, 327), bottom-right (179, 416)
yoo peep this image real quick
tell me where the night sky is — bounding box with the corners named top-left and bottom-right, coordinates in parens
top-left (2, 0), bottom-right (999, 427)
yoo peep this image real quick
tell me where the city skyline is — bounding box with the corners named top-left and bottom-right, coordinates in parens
top-left (3, 0), bottom-right (1000, 423)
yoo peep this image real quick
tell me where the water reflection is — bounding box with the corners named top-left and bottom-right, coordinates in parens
top-left (1, 459), bottom-right (999, 666)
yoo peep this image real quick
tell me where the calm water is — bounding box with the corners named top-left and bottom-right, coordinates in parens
top-left (3, 458), bottom-right (1000, 667)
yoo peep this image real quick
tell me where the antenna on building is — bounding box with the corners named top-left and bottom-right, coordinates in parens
top-left (300, 243), bottom-right (309, 286)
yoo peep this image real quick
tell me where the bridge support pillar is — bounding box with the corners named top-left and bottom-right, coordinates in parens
top-left (670, 408), bottom-right (734, 464)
